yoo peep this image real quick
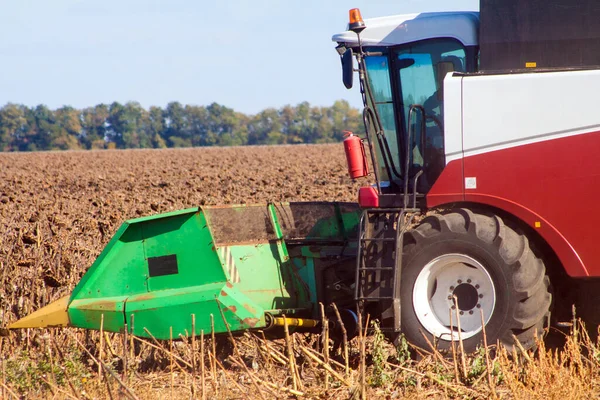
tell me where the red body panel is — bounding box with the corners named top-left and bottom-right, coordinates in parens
top-left (358, 186), bottom-right (379, 208)
top-left (427, 131), bottom-right (600, 277)
top-left (427, 158), bottom-right (464, 205)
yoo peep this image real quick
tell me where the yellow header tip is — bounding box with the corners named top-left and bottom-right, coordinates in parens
top-left (8, 296), bottom-right (70, 329)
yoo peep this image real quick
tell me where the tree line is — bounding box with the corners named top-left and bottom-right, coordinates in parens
top-left (0, 100), bottom-right (364, 152)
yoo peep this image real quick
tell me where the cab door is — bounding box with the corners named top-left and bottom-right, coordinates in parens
top-left (393, 39), bottom-right (467, 189)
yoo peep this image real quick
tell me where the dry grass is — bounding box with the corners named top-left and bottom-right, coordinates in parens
top-left (2, 316), bottom-right (600, 399)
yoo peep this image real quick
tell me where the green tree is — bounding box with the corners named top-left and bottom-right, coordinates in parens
top-left (164, 101), bottom-right (187, 147)
top-left (330, 99), bottom-right (362, 140)
top-left (50, 106), bottom-right (83, 150)
top-left (294, 102), bottom-right (317, 143)
top-left (309, 106), bottom-right (335, 143)
top-left (122, 102), bottom-right (152, 149)
top-left (148, 106), bottom-right (167, 148)
top-left (0, 100), bottom-right (363, 152)
top-left (218, 112), bottom-right (248, 146)
top-left (106, 102), bottom-right (125, 147)
top-left (206, 103), bottom-right (239, 145)
top-left (0, 104), bottom-right (28, 151)
top-left (81, 104), bottom-right (109, 149)
top-left (184, 105), bottom-right (209, 146)
top-left (106, 102), bottom-right (152, 149)
top-left (279, 105), bottom-right (303, 144)
top-left (248, 108), bottom-right (283, 145)
top-left (32, 105), bottom-right (57, 150)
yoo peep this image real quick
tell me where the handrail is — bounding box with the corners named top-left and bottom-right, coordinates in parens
top-left (404, 105), bottom-right (426, 208)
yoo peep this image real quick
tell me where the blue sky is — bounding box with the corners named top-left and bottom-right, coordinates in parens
top-left (0, 0), bottom-right (478, 114)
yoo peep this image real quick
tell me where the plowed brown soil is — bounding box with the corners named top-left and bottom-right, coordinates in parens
top-left (0, 144), bottom-right (363, 322)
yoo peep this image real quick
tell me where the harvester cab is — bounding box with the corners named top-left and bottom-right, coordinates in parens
top-left (332, 9), bottom-right (483, 340)
top-left (334, 9), bottom-right (478, 207)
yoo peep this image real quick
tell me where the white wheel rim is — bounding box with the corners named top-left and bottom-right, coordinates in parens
top-left (412, 254), bottom-right (496, 341)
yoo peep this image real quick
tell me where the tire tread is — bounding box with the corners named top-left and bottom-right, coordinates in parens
top-left (403, 208), bottom-right (552, 352)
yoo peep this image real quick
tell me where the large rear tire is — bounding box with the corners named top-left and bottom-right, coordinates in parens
top-left (398, 208), bottom-right (552, 353)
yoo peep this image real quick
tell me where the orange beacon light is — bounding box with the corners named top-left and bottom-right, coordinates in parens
top-left (348, 8), bottom-right (366, 33)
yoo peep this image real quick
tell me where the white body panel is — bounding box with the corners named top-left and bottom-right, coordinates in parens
top-left (332, 12), bottom-right (479, 48)
top-left (458, 70), bottom-right (600, 157)
top-left (442, 72), bottom-right (464, 163)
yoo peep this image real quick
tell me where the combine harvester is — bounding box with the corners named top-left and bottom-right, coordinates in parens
top-left (9, 0), bottom-right (600, 353)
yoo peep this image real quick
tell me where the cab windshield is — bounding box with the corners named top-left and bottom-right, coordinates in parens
top-left (364, 39), bottom-right (466, 190)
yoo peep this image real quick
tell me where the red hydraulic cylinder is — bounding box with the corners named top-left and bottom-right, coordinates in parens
top-left (343, 131), bottom-right (369, 179)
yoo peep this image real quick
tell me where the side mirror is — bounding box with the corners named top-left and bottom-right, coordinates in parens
top-left (342, 48), bottom-right (354, 89)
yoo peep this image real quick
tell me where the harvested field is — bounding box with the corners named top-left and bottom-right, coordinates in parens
top-left (0, 144), bottom-right (599, 399)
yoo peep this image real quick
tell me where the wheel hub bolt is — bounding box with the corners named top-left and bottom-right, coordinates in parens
top-left (460, 311), bottom-right (464, 315)
top-left (475, 284), bottom-right (480, 289)
top-left (457, 279), bottom-right (462, 284)
top-left (451, 305), bottom-right (456, 310)
top-left (469, 311), bottom-right (474, 315)
top-left (450, 286), bottom-right (455, 291)
top-left (447, 295), bottom-right (452, 300)
top-left (467, 279), bottom-right (472, 283)
top-left (479, 294), bottom-right (484, 298)
top-left (476, 304), bottom-right (481, 308)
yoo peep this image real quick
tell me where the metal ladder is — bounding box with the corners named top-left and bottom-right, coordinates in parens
top-left (354, 175), bottom-right (423, 332)
top-left (354, 208), bottom-right (416, 332)
top-left (355, 209), bottom-right (400, 302)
